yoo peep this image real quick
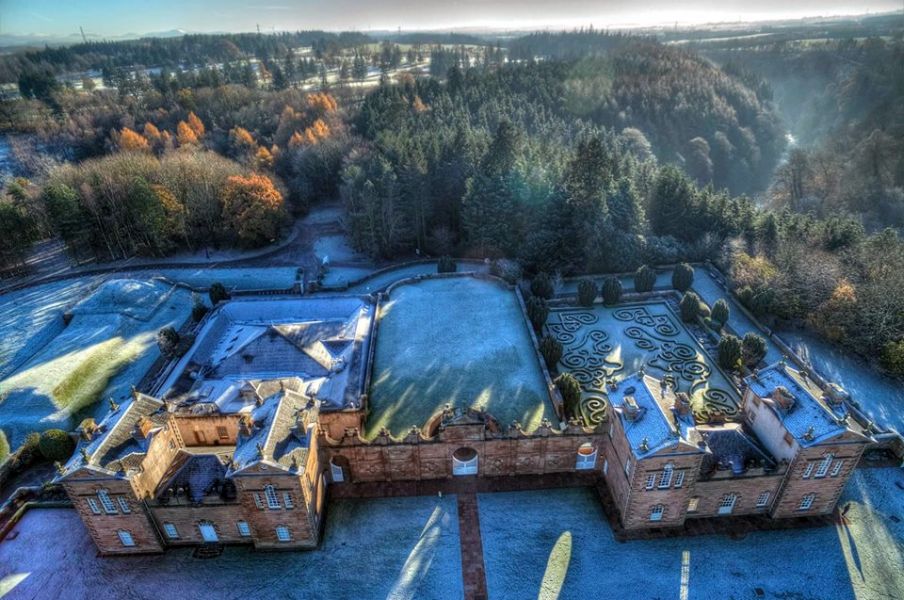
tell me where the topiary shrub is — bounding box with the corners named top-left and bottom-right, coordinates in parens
top-left (711, 299), bottom-right (730, 328)
top-left (530, 272), bottom-right (554, 300)
top-left (539, 335), bottom-right (563, 370)
top-left (679, 291), bottom-right (702, 323)
top-left (38, 429), bottom-right (74, 462)
top-left (741, 333), bottom-right (768, 368)
top-left (209, 282), bottom-right (231, 305)
top-left (526, 296), bottom-right (549, 332)
top-left (717, 334), bottom-right (742, 371)
top-left (601, 276), bottom-right (623, 306)
top-left (554, 372), bottom-right (582, 420)
top-left (157, 326), bottom-right (180, 359)
top-left (577, 279), bottom-right (597, 307)
top-left (634, 264), bottom-right (656, 293)
top-left (437, 255), bottom-right (457, 273)
top-left (672, 262), bottom-right (694, 292)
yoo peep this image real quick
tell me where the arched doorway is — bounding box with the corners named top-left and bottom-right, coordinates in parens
top-left (452, 447), bottom-right (478, 476)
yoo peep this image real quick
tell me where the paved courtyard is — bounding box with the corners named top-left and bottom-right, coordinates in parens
top-left (0, 495), bottom-right (462, 600)
top-left (1, 468), bottom-right (902, 599)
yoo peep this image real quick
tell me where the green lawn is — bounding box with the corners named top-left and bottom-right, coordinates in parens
top-left (367, 276), bottom-right (556, 438)
top-left (51, 337), bottom-right (141, 413)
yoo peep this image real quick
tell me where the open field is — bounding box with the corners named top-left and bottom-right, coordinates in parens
top-left (479, 467), bottom-right (904, 600)
top-left (0, 495), bottom-right (462, 600)
top-left (367, 276), bottom-right (555, 438)
top-left (0, 279), bottom-right (191, 451)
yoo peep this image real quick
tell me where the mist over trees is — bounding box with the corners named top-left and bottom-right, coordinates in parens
top-left (0, 25), bottom-right (901, 377)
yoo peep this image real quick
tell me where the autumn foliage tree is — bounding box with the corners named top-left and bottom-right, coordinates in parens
top-left (118, 127), bottom-right (149, 152)
top-left (177, 121), bottom-right (199, 146)
top-left (221, 174), bottom-right (286, 247)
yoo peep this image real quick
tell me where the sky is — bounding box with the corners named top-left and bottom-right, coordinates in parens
top-left (1, 0), bottom-right (900, 37)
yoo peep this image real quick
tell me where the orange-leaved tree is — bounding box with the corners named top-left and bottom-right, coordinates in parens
top-left (119, 127), bottom-right (150, 152)
top-left (221, 174), bottom-right (285, 247)
top-left (176, 121), bottom-right (199, 146)
top-left (187, 111), bottom-right (206, 137)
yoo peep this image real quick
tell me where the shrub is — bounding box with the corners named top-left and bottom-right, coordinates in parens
top-left (634, 265), bottom-right (656, 293)
top-left (741, 333), bottom-right (768, 368)
top-left (880, 340), bottom-right (904, 377)
top-left (530, 272), bottom-right (555, 299)
top-left (38, 429), bottom-right (75, 462)
top-left (11, 432), bottom-right (40, 470)
top-left (539, 336), bottom-right (563, 369)
top-left (191, 295), bottom-right (209, 322)
top-left (554, 372), bottom-right (582, 420)
top-left (526, 296), bottom-right (549, 332)
top-left (711, 299), bottom-right (730, 328)
top-left (717, 334), bottom-right (742, 371)
top-left (679, 291), bottom-right (702, 322)
top-left (577, 279), bottom-right (597, 306)
top-left (601, 276), bottom-right (623, 306)
top-left (209, 282), bottom-right (230, 304)
top-left (157, 326), bottom-right (180, 359)
top-left (672, 262), bottom-right (694, 292)
top-left (490, 258), bottom-right (521, 283)
top-left (437, 255), bottom-right (457, 273)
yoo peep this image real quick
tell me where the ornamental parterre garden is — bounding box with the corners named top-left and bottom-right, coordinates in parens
top-left (0, 262), bottom-right (902, 600)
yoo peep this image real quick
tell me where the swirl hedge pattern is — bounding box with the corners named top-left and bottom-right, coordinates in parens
top-left (547, 304), bottom-right (738, 423)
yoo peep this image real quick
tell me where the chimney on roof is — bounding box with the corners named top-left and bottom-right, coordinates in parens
top-left (674, 392), bottom-right (691, 417)
top-left (80, 447), bottom-right (90, 464)
top-left (623, 395), bottom-right (642, 421)
top-left (803, 426), bottom-right (815, 441)
top-left (771, 386), bottom-right (795, 411)
top-left (638, 436), bottom-right (649, 452)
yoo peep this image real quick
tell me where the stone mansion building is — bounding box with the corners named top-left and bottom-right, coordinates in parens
top-left (56, 282), bottom-right (875, 555)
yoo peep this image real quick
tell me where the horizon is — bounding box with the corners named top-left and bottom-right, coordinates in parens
top-left (3, 1), bottom-right (901, 41)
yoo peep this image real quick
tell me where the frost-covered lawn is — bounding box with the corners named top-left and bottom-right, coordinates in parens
top-left (0, 495), bottom-right (462, 600)
top-left (314, 235), bottom-right (363, 263)
top-left (558, 270), bottom-right (673, 296)
top-left (0, 279), bottom-right (191, 450)
top-left (148, 267), bottom-right (299, 291)
top-left (691, 270), bottom-right (785, 365)
top-left (368, 276), bottom-right (555, 438)
top-left (321, 265), bottom-right (375, 288)
top-left (0, 277), bottom-right (104, 379)
top-left (780, 329), bottom-right (904, 435)
top-left (479, 467), bottom-right (904, 600)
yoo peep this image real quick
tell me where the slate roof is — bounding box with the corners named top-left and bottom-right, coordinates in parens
top-left (59, 392), bottom-right (165, 479)
top-left (230, 387), bottom-right (317, 475)
top-left (155, 453), bottom-right (230, 502)
top-left (608, 372), bottom-right (703, 459)
top-left (745, 362), bottom-right (860, 447)
top-left (158, 296), bottom-right (374, 411)
top-left (697, 422), bottom-right (776, 474)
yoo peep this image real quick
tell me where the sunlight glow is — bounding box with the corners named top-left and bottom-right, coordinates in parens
top-left (680, 550), bottom-right (691, 600)
top-left (386, 505), bottom-right (445, 600)
top-left (0, 573), bottom-right (30, 598)
top-left (539, 531), bottom-right (573, 600)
